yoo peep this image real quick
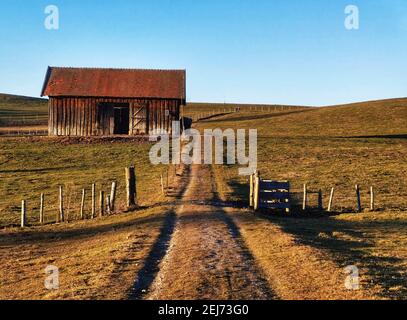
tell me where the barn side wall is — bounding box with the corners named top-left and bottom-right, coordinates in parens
top-left (48, 97), bottom-right (183, 136)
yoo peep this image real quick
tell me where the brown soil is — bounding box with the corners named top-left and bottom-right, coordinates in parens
top-left (0, 160), bottom-right (387, 300)
top-left (141, 164), bottom-right (274, 300)
top-left (136, 162), bottom-right (381, 300)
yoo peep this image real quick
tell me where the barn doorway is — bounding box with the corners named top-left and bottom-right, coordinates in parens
top-left (112, 103), bottom-right (130, 135)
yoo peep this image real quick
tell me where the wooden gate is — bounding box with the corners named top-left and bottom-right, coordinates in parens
top-left (131, 103), bottom-right (148, 135)
top-left (250, 172), bottom-right (291, 213)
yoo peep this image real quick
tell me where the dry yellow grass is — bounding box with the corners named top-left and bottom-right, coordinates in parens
top-left (200, 98), bottom-right (407, 137)
top-left (1, 97), bottom-right (405, 300)
top-left (0, 205), bottom-right (171, 300)
top-left (202, 98), bottom-right (407, 300)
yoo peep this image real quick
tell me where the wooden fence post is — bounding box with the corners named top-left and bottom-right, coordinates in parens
top-left (59, 186), bottom-right (64, 222)
top-left (355, 184), bottom-right (362, 212)
top-left (125, 166), bottom-right (136, 209)
top-left (110, 182), bottom-right (117, 212)
top-left (91, 183), bottom-right (96, 219)
top-left (328, 187), bottom-right (335, 212)
top-left (21, 200), bottom-right (26, 228)
top-left (249, 173), bottom-right (254, 208)
top-left (318, 189), bottom-right (323, 211)
top-left (80, 189), bottom-right (86, 220)
top-left (40, 193), bottom-right (44, 224)
top-left (106, 195), bottom-right (111, 215)
top-left (302, 184), bottom-right (308, 211)
top-left (253, 173), bottom-right (260, 211)
top-left (161, 174), bottom-right (165, 196)
top-left (100, 191), bottom-right (104, 217)
top-left (370, 186), bottom-right (375, 211)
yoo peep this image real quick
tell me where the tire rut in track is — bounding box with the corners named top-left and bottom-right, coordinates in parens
top-left (139, 164), bottom-right (275, 300)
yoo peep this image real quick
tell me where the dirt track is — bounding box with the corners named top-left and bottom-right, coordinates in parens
top-left (130, 161), bottom-right (379, 300)
top-left (143, 164), bottom-right (274, 300)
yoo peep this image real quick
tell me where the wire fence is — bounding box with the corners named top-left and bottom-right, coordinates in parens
top-left (185, 105), bottom-right (306, 122)
top-left (0, 165), bottom-right (179, 229)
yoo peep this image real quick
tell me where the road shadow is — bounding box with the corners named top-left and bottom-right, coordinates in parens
top-left (341, 134), bottom-right (407, 140)
top-left (0, 166), bottom-right (78, 174)
top-left (265, 215), bottom-right (407, 300)
top-left (225, 181), bottom-right (407, 299)
top-left (128, 210), bottom-right (177, 300)
top-left (128, 165), bottom-right (191, 300)
top-left (0, 212), bottom-right (169, 247)
top-left (225, 177), bottom-right (406, 299)
top-left (209, 170), bottom-right (277, 299)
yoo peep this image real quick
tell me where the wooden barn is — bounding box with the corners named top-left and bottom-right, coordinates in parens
top-left (41, 67), bottom-right (186, 136)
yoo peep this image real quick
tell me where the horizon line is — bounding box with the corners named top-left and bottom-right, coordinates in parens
top-left (1, 91), bottom-right (406, 108)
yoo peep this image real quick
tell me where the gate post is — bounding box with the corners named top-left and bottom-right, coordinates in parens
top-left (253, 172), bottom-right (260, 211)
top-left (249, 173), bottom-right (254, 208)
top-left (355, 184), bottom-right (362, 212)
top-left (302, 184), bottom-right (308, 211)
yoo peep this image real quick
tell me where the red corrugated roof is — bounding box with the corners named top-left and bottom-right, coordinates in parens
top-left (41, 67), bottom-right (186, 99)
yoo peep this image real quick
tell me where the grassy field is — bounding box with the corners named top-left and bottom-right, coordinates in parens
top-left (184, 102), bottom-right (312, 122)
top-left (0, 137), bottom-right (173, 227)
top-left (0, 95), bottom-right (405, 299)
top-left (197, 98), bottom-right (407, 211)
top-left (0, 134), bottom-right (181, 299)
top-left (0, 205), bottom-right (175, 299)
top-left (198, 98), bottom-right (407, 137)
top-left (194, 98), bottom-right (407, 299)
top-left (0, 94), bottom-right (48, 127)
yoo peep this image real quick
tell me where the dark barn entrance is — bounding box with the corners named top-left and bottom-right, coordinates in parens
top-left (113, 103), bottom-right (130, 134)
top-left (97, 102), bottom-right (130, 135)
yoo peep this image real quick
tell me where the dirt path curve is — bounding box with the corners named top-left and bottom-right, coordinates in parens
top-left (144, 164), bottom-right (274, 300)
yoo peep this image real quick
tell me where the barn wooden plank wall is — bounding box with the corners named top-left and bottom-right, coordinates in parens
top-left (48, 97), bottom-right (182, 136)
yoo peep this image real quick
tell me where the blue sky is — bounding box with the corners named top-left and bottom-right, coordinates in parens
top-left (0, 0), bottom-right (406, 106)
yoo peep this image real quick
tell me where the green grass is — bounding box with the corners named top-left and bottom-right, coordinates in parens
top-left (0, 137), bottom-right (169, 227)
top-left (198, 98), bottom-right (407, 137)
top-left (0, 94), bottom-right (405, 299)
top-left (204, 98), bottom-right (407, 299)
top-left (184, 102), bottom-right (311, 120)
top-left (213, 136), bottom-right (407, 211)
top-left (196, 98), bottom-right (407, 211)
top-left (0, 94), bottom-right (48, 126)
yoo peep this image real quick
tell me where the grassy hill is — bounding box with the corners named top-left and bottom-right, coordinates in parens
top-left (185, 102), bottom-right (312, 120)
top-left (198, 98), bottom-right (407, 137)
top-left (194, 98), bottom-right (407, 299)
top-left (0, 93), bottom-right (48, 127)
top-left (196, 97), bottom-right (407, 211)
top-left (0, 96), bottom-right (405, 299)
top-left (186, 102), bottom-right (312, 111)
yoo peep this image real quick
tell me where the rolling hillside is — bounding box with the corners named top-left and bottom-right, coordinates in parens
top-left (195, 98), bottom-right (407, 299)
top-left (1, 93), bottom-right (406, 137)
top-left (0, 93), bottom-right (48, 127)
top-left (0, 95), bottom-right (405, 299)
top-left (199, 98), bottom-right (407, 137)
top-left (196, 97), bottom-right (407, 210)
